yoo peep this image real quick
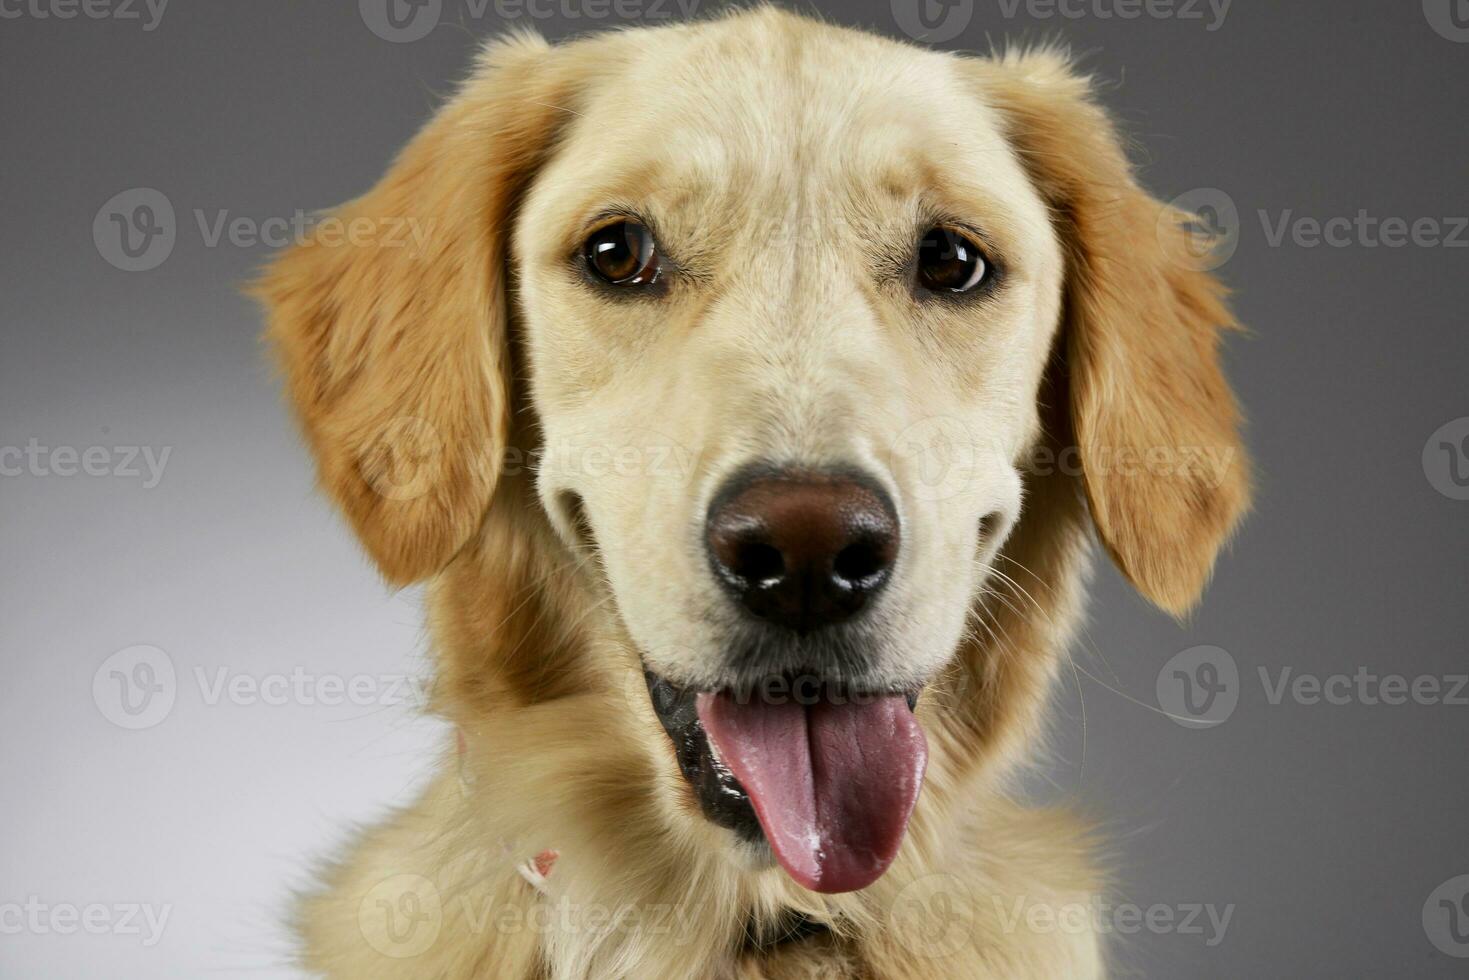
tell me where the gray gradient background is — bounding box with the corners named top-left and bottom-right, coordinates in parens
top-left (2, 1), bottom-right (1466, 977)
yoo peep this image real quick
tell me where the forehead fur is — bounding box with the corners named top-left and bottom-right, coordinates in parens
top-left (515, 8), bottom-right (1052, 268)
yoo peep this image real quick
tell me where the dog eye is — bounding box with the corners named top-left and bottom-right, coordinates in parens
top-left (916, 227), bottom-right (990, 294)
top-left (584, 220), bottom-right (661, 286)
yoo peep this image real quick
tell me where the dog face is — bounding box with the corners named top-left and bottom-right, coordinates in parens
top-left (259, 9), bottom-right (1248, 900)
top-left (516, 23), bottom-right (1062, 706)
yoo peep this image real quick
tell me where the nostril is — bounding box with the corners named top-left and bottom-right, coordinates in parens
top-left (832, 536), bottom-right (890, 587)
top-left (735, 540), bottom-right (784, 586)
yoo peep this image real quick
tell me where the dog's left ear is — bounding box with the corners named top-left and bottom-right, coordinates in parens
top-left (255, 34), bottom-right (592, 585)
top-left (968, 51), bottom-right (1252, 617)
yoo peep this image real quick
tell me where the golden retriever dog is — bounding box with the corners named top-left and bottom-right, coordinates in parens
top-left (256, 6), bottom-right (1249, 977)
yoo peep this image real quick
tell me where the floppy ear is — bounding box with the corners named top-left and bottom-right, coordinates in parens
top-left (255, 34), bottom-right (587, 585)
top-left (973, 51), bottom-right (1251, 617)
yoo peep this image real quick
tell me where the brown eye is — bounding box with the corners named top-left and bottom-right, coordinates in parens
top-left (584, 220), bottom-right (660, 286)
top-left (916, 226), bottom-right (990, 293)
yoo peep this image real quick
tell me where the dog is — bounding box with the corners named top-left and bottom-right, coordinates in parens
top-left (256, 7), bottom-right (1249, 977)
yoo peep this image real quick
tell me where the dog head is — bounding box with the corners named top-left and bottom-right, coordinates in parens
top-left (258, 8), bottom-right (1248, 901)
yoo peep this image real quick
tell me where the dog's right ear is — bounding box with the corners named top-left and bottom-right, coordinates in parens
top-left (968, 50), bottom-right (1252, 618)
top-left (255, 34), bottom-right (590, 585)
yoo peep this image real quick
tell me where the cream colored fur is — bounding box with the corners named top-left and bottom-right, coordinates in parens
top-left (255, 7), bottom-right (1249, 978)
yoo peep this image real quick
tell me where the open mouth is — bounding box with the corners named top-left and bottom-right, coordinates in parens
top-left (645, 671), bottom-right (927, 894)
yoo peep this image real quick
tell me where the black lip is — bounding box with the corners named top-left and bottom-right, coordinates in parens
top-left (645, 671), bottom-right (766, 843)
top-left (643, 670), bottom-right (921, 844)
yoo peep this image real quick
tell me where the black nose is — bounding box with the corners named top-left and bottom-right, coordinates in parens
top-left (705, 468), bottom-right (900, 634)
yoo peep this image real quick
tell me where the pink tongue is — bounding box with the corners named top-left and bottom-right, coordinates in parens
top-left (696, 690), bottom-right (927, 894)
